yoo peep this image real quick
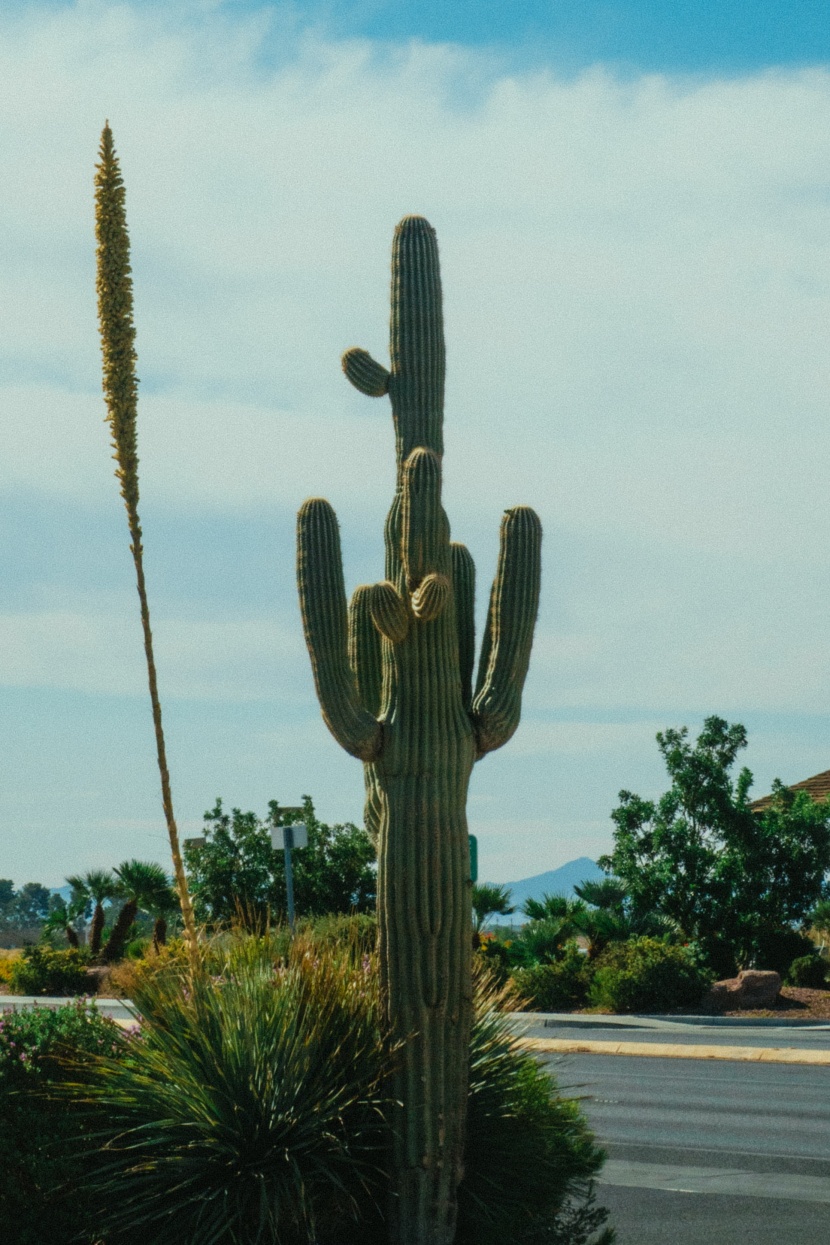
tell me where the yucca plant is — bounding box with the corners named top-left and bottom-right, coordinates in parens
top-left (65, 939), bottom-right (611, 1245)
top-left (69, 934), bottom-right (392, 1245)
top-left (457, 970), bottom-right (613, 1245)
top-left (94, 123), bottom-right (198, 966)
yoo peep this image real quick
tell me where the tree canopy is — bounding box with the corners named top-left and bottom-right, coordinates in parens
top-left (184, 795), bottom-right (376, 928)
top-left (599, 716), bottom-right (830, 971)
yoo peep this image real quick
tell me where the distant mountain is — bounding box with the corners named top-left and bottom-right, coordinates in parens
top-left (483, 857), bottom-right (605, 923)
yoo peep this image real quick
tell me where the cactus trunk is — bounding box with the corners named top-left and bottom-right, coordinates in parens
top-left (298, 217), bottom-right (542, 1243)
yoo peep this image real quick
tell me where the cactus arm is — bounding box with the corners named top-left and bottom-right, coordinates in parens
top-left (297, 499), bottom-right (382, 761)
top-left (342, 347), bottom-right (390, 397)
top-left (472, 506), bottom-right (542, 757)
top-left (401, 446), bottom-right (449, 593)
top-left (348, 585), bottom-right (384, 718)
top-left (451, 542), bottom-right (475, 711)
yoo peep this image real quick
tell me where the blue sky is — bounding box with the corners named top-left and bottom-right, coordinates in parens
top-left (1, 0), bottom-right (829, 888)
top-left (277, 0), bottom-right (830, 72)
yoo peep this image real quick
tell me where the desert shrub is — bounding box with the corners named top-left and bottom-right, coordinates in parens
top-left (786, 954), bottom-right (829, 989)
top-left (301, 910), bottom-right (378, 954)
top-left (0, 1000), bottom-right (125, 1243)
top-left (475, 933), bottom-right (513, 984)
top-left (456, 974), bottom-right (613, 1245)
top-left (68, 933), bottom-right (611, 1244)
top-left (0, 949), bottom-right (21, 987)
top-left (512, 944), bottom-right (593, 1011)
top-left (752, 928), bottom-right (815, 978)
top-left (70, 934), bottom-right (391, 1245)
top-left (589, 937), bottom-right (711, 1013)
top-left (9, 944), bottom-right (92, 995)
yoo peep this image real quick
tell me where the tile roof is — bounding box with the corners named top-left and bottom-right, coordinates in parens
top-left (750, 768), bottom-right (830, 812)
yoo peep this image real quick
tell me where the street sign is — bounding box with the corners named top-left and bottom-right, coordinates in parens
top-left (270, 822), bottom-right (307, 932)
top-left (270, 823), bottom-right (308, 851)
top-left (469, 833), bottom-right (478, 884)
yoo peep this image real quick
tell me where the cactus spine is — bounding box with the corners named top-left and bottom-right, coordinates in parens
top-left (297, 217), bottom-right (542, 1244)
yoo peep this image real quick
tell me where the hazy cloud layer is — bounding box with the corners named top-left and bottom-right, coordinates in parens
top-left (1, 2), bottom-right (828, 881)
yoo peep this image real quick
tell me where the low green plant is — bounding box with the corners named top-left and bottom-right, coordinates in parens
top-left (69, 933), bottom-right (391, 1245)
top-left (65, 931), bottom-right (611, 1244)
top-left (9, 944), bottom-right (92, 995)
top-left (589, 937), bottom-right (711, 1014)
top-left (513, 944), bottom-right (593, 1011)
top-left (456, 973), bottom-right (613, 1244)
top-left (0, 1000), bottom-right (125, 1243)
top-left (786, 953), bottom-right (829, 989)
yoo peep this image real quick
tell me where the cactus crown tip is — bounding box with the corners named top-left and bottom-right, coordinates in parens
top-left (396, 214), bottom-right (434, 234)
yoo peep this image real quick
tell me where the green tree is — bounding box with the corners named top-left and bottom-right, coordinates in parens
top-left (184, 795), bottom-right (376, 928)
top-left (471, 883), bottom-right (514, 934)
top-left (102, 861), bottom-right (171, 963)
top-left (600, 716), bottom-right (830, 970)
top-left (0, 886), bottom-right (51, 936)
top-left (64, 870), bottom-right (117, 954)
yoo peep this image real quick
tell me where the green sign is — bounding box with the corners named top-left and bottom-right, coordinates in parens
top-left (469, 833), bottom-right (478, 884)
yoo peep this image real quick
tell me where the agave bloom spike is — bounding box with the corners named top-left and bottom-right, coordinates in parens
top-left (297, 216), bottom-right (541, 1244)
top-left (94, 124), bottom-right (198, 969)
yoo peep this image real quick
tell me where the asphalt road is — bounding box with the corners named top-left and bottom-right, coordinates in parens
top-left (542, 1050), bottom-right (830, 1245)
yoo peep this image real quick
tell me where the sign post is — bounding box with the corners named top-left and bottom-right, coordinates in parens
top-left (469, 833), bottom-right (478, 884)
top-left (270, 821), bottom-right (308, 932)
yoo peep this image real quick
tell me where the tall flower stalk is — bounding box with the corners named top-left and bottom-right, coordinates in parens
top-left (94, 124), bottom-right (198, 967)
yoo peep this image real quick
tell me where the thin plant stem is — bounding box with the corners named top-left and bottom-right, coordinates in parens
top-left (94, 123), bottom-right (199, 969)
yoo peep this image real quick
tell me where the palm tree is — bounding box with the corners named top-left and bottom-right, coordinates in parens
top-left (102, 861), bottom-right (171, 963)
top-left (472, 883), bottom-right (514, 935)
top-left (144, 882), bottom-right (179, 952)
top-left (65, 869), bottom-right (117, 954)
top-left (42, 892), bottom-right (87, 948)
top-left (573, 877), bottom-right (679, 958)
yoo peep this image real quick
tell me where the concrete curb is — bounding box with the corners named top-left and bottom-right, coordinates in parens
top-left (521, 1036), bottom-right (830, 1065)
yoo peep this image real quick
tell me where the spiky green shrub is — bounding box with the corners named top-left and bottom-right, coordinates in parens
top-left (0, 1001), bottom-right (124, 1244)
top-left (64, 938), bottom-right (610, 1244)
top-left (9, 945), bottom-right (92, 995)
top-left (589, 937), bottom-right (711, 1013)
top-left (69, 934), bottom-right (392, 1245)
top-left (456, 975), bottom-right (613, 1245)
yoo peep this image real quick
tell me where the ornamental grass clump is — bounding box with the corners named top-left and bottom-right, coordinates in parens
top-left (69, 933), bottom-right (392, 1245)
top-left (94, 124), bottom-right (198, 967)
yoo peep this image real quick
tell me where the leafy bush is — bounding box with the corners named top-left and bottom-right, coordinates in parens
top-left (752, 928), bottom-right (815, 978)
top-left (0, 1000), bottom-right (125, 1244)
top-left (512, 944), bottom-right (593, 1011)
top-left (9, 944), bottom-right (92, 995)
top-left (475, 933), bottom-right (513, 984)
top-left (0, 949), bottom-right (20, 986)
top-left (786, 954), bottom-right (828, 989)
top-left (589, 937), bottom-right (711, 1013)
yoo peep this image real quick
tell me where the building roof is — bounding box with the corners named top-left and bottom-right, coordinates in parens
top-left (750, 768), bottom-right (830, 812)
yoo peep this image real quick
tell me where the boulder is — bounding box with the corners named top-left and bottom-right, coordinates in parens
top-left (703, 969), bottom-right (781, 1012)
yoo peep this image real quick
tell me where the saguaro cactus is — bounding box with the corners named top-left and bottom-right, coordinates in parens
top-left (297, 216), bottom-right (541, 1245)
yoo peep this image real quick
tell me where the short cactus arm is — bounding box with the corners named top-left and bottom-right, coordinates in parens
top-left (343, 347), bottom-right (390, 397)
top-left (349, 585), bottom-right (384, 718)
top-left (472, 506), bottom-right (542, 757)
top-left (297, 499), bottom-right (383, 761)
top-left (451, 542), bottom-right (475, 711)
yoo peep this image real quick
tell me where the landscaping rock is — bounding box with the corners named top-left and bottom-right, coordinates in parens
top-left (703, 969), bottom-right (781, 1011)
